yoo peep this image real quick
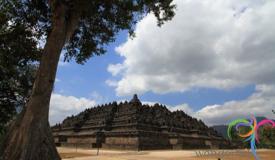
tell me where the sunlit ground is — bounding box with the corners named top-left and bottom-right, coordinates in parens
top-left (58, 147), bottom-right (275, 160)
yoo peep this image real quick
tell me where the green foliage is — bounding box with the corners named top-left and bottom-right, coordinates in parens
top-left (0, 127), bottom-right (6, 145)
top-left (229, 126), bottom-right (250, 148)
top-left (1, 0), bottom-right (175, 64)
top-left (231, 126), bottom-right (275, 149)
top-left (257, 126), bottom-right (275, 149)
top-left (0, 2), bottom-right (41, 132)
top-left (0, 0), bottom-right (175, 133)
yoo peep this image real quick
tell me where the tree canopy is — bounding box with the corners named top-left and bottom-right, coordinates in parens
top-left (0, 6), bottom-right (41, 135)
top-left (0, 0), bottom-right (175, 131)
top-left (1, 0), bottom-right (175, 64)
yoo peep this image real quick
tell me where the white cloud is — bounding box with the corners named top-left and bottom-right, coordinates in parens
top-left (107, 0), bottom-right (275, 96)
top-left (141, 101), bottom-right (195, 119)
top-left (194, 85), bottom-right (275, 125)
top-left (107, 63), bottom-right (125, 76)
top-left (58, 61), bottom-right (69, 67)
top-left (163, 84), bottom-right (275, 126)
top-left (49, 93), bottom-right (96, 125)
top-left (55, 78), bottom-right (61, 83)
top-left (90, 91), bottom-right (107, 104)
top-left (105, 79), bottom-right (118, 87)
top-left (141, 101), bottom-right (159, 106)
top-left (169, 103), bottom-right (195, 116)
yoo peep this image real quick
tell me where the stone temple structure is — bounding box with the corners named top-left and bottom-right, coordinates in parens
top-left (52, 94), bottom-right (230, 150)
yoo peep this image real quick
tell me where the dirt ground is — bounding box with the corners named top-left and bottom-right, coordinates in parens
top-left (58, 147), bottom-right (275, 160)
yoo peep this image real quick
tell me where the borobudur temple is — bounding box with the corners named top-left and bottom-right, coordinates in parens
top-left (52, 94), bottom-right (230, 150)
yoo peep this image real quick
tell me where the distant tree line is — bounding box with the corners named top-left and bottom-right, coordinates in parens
top-left (229, 122), bottom-right (275, 149)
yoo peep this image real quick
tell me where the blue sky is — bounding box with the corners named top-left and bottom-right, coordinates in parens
top-left (49, 0), bottom-right (275, 125)
top-left (55, 31), bottom-right (256, 110)
top-left (54, 32), bottom-right (128, 101)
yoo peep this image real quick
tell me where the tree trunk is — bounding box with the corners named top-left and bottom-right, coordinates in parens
top-left (0, 2), bottom-right (78, 160)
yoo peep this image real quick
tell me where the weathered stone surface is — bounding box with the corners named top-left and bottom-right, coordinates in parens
top-left (52, 94), bottom-right (231, 150)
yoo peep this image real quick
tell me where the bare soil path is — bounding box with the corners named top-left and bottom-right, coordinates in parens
top-left (58, 147), bottom-right (275, 160)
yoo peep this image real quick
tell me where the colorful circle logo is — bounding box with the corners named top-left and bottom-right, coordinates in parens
top-left (227, 115), bottom-right (275, 160)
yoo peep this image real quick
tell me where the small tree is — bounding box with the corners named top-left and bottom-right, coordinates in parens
top-left (0, 1), bottom-right (175, 160)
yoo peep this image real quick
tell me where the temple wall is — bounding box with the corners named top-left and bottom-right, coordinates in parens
top-left (54, 134), bottom-right (227, 150)
top-left (54, 137), bottom-right (59, 143)
top-left (102, 137), bottom-right (139, 150)
top-left (67, 137), bottom-right (97, 144)
top-left (139, 136), bottom-right (171, 150)
top-left (60, 143), bottom-right (93, 148)
top-left (169, 137), bottom-right (211, 149)
top-left (105, 137), bottom-right (138, 145)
